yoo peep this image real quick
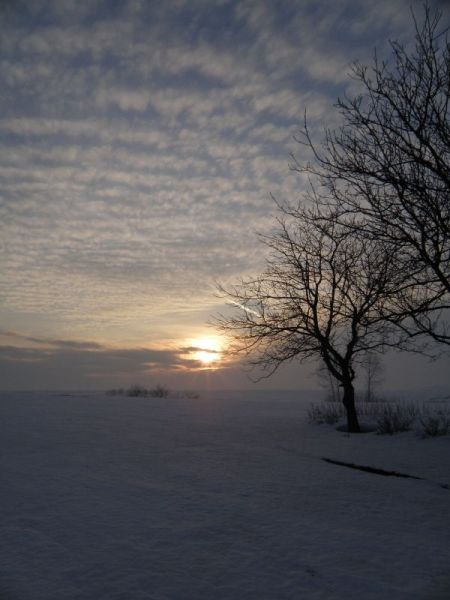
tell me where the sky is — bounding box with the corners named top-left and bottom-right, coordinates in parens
top-left (1, 0), bottom-right (449, 391)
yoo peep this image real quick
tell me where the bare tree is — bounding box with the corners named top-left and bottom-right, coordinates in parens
top-left (216, 202), bottom-right (408, 433)
top-left (362, 352), bottom-right (384, 403)
top-left (294, 5), bottom-right (450, 344)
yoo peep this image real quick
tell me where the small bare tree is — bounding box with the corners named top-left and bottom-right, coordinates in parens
top-left (362, 352), bottom-right (384, 402)
top-left (295, 6), bottom-right (450, 344)
top-left (217, 202), bottom-right (408, 433)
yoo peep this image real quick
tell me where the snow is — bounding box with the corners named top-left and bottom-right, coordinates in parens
top-left (1, 390), bottom-right (449, 599)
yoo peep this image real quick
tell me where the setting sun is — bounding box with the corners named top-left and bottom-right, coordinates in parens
top-left (191, 335), bottom-right (223, 367)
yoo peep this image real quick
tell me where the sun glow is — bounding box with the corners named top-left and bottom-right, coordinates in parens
top-left (191, 335), bottom-right (223, 367)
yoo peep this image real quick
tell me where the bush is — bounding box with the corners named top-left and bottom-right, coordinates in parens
top-left (352, 400), bottom-right (386, 418)
top-left (419, 409), bottom-right (450, 437)
top-left (106, 388), bottom-right (124, 396)
top-left (375, 404), bottom-right (417, 435)
top-left (149, 384), bottom-right (169, 398)
top-left (307, 402), bottom-right (345, 424)
top-left (105, 384), bottom-right (171, 398)
top-left (126, 384), bottom-right (148, 397)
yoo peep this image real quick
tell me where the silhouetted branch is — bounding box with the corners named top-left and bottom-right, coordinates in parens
top-left (293, 5), bottom-right (450, 345)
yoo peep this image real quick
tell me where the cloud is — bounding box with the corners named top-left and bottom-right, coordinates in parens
top-left (95, 88), bottom-right (151, 112)
top-left (1, 0), bottom-right (446, 371)
top-left (0, 329), bottom-right (102, 350)
top-left (0, 331), bottom-right (207, 389)
top-left (180, 345), bottom-right (220, 354)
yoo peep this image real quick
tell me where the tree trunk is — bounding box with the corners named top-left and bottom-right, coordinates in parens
top-left (342, 381), bottom-right (361, 433)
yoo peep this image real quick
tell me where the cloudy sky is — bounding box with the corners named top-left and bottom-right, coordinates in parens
top-left (1, 0), bottom-right (449, 391)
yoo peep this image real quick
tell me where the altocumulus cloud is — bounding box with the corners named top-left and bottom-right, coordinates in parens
top-left (0, 0), bottom-right (446, 372)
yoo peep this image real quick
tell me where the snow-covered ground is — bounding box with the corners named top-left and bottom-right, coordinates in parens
top-left (1, 390), bottom-right (449, 599)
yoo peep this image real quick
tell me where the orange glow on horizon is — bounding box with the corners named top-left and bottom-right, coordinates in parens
top-left (189, 335), bottom-right (223, 368)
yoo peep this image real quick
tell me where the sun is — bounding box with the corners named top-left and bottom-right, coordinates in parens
top-left (191, 335), bottom-right (223, 367)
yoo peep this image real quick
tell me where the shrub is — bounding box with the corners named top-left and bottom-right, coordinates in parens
top-left (149, 384), bottom-right (169, 398)
top-left (376, 404), bottom-right (417, 435)
top-left (106, 384), bottom-right (171, 398)
top-left (106, 388), bottom-right (125, 396)
top-left (419, 410), bottom-right (450, 437)
top-left (308, 402), bottom-right (345, 424)
top-left (126, 384), bottom-right (148, 397)
top-left (352, 400), bottom-right (386, 418)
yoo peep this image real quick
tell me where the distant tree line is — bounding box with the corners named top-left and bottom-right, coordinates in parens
top-left (107, 384), bottom-right (170, 398)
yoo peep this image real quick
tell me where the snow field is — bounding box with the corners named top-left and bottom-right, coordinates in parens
top-left (0, 390), bottom-right (449, 599)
